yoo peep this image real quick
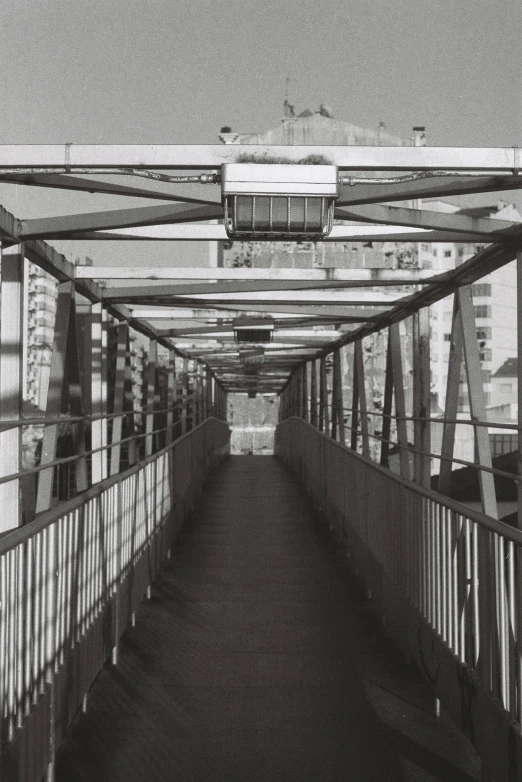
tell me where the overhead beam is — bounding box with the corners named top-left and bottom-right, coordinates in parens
top-left (75, 266), bottom-right (434, 283)
top-left (0, 144), bottom-right (520, 171)
top-left (104, 299), bottom-right (388, 320)
top-left (0, 172), bottom-right (220, 204)
top-left (334, 203), bottom-right (516, 238)
top-left (21, 202), bottom-right (223, 239)
top-left (337, 174), bottom-right (522, 206)
top-left (71, 278), bottom-right (421, 295)
top-left (60, 224), bottom-right (489, 242)
top-left (103, 288), bottom-right (394, 306)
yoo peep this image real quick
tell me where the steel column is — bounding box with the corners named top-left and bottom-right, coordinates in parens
top-left (354, 340), bottom-right (369, 458)
top-left (0, 244), bottom-right (24, 530)
top-left (109, 322), bottom-right (129, 476)
top-left (380, 332), bottom-right (393, 468)
top-left (389, 323), bottom-right (411, 480)
top-left (458, 287), bottom-right (497, 519)
top-left (332, 348), bottom-right (345, 444)
top-left (438, 295), bottom-right (463, 495)
top-left (90, 303), bottom-right (108, 483)
top-left (166, 349), bottom-right (176, 444)
top-left (144, 339), bottom-right (157, 457)
top-left (413, 309), bottom-right (431, 486)
top-left (310, 360), bottom-right (318, 426)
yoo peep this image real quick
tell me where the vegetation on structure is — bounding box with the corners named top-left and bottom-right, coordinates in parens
top-left (235, 154), bottom-right (333, 165)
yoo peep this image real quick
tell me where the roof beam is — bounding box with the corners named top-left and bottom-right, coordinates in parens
top-left (104, 299), bottom-right (387, 319)
top-left (334, 203), bottom-right (516, 238)
top-left (103, 288), bottom-right (394, 306)
top-left (76, 266), bottom-right (434, 284)
top-left (21, 202), bottom-right (223, 239)
top-left (0, 144), bottom-right (520, 171)
top-left (62, 224), bottom-right (488, 242)
top-left (0, 173), bottom-right (220, 204)
top-left (337, 174), bottom-right (522, 206)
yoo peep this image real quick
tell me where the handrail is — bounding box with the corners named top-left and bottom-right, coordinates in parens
top-left (0, 416), bottom-right (226, 556)
top-left (276, 416), bottom-right (522, 782)
top-left (284, 417), bottom-right (522, 544)
top-left (0, 416), bottom-right (230, 779)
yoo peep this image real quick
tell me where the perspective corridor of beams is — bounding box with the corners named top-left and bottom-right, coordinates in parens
top-left (1, 143), bottom-right (522, 397)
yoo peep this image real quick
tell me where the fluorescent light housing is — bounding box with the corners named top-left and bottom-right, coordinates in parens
top-left (233, 317), bottom-right (274, 343)
top-left (222, 164), bottom-right (338, 240)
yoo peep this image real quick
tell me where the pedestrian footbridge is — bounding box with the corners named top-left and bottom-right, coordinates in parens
top-left (1, 144), bottom-right (522, 781)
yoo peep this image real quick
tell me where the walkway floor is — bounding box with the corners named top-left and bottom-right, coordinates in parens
top-left (55, 456), bottom-right (480, 782)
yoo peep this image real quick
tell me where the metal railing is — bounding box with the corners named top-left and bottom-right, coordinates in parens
top-left (276, 417), bottom-right (522, 782)
top-left (0, 416), bottom-right (230, 782)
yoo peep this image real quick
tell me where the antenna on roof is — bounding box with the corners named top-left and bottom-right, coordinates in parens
top-left (283, 76), bottom-right (295, 119)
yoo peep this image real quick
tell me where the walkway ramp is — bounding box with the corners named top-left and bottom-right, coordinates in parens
top-left (54, 457), bottom-right (477, 781)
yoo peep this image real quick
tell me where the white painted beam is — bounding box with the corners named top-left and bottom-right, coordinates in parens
top-left (0, 144), bottom-right (519, 171)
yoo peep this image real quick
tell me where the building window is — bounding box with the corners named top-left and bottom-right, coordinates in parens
top-left (444, 250), bottom-right (452, 257)
top-left (479, 349), bottom-right (492, 362)
top-left (432, 248), bottom-right (438, 257)
top-left (444, 333), bottom-right (451, 341)
top-left (476, 327), bottom-right (491, 340)
top-left (474, 305), bottom-right (491, 319)
top-left (421, 244), bottom-right (430, 252)
top-left (472, 283), bottom-right (492, 297)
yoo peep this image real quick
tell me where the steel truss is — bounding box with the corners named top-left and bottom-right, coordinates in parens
top-left (0, 144), bottom-right (521, 522)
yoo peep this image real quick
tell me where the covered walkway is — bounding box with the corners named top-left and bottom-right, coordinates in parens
top-left (55, 457), bottom-right (478, 782)
top-left (1, 144), bottom-right (522, 781)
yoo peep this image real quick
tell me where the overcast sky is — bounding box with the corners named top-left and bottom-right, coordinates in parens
top-left (0, 0), bottom-right (520, 265)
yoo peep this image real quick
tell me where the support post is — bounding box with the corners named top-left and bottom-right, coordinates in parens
top-left (389, 323), bottom-right (411, 480)
top-left (516, 251), bottom-right (522, 728)
top-left (458, 287), bottom-right (497, 518)
top-left (354, 340), bottom-right (369, 458)
top-left (166, 349), bottom-right (176, 444)
top-left (144, 339), bottom-right (157, 457)
top-left (310, 359), bottom-right (318, 427)
top-left (413, 308), bottom-right (431, 486)
top-left (331, 348), bottom-right (345, 444)
top-left (182, 357), bottom-right (189, 433)
top-left (319, 357), bottom-right (329, 434)
top-left (109, 322), bottom-right (129, 476)
top-left (380, 332), bottom-right (393, 467)
top-left (0, 244), bottom-right (24, 530)
top-left (90, 303), bottom-right (108, 482)
top-left (438, 294), bottom-right (463, 494)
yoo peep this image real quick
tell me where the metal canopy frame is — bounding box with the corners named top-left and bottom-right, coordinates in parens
top-left (1, 144), bottom-right (522, 401)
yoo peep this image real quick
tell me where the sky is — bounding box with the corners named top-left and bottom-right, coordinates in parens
top-left (0, 0), bottom-right (521, 265)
